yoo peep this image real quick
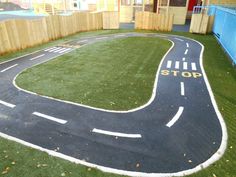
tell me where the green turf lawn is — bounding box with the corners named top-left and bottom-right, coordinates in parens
top-left (16, 37), bottom-right (171, 110)
top-left (0, 30), bottom-right (236, 177)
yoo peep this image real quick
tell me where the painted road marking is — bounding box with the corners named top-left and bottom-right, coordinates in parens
top-left (96, 37), bottom-right (108, 40)
top-left (182, 57), bottom-right (186, 61)
top-left (0, 100), bottom-right (16, 108)
top-left (44, 47), bottom-right (57, 51)
top-left (166, 106), bottom-right (184, 128)
top-left (48, 47), bottom-right (61, 52)
top-left (183, 62), bottom-right (188, 70)
top-left (191, 63), bottom-right (197, 71)
top-left (115, 34), bottom-right (125, 37)
top-left (184, 49), bottom-right (189, 55)
top-left (30, 54), bottom-right (45, 61)
top-left (161, 70), bottom-right (202, 78)
top-left (53, 47), bottom-right (64, 53)
top-left (32, 112), bottom-right (67, 124)
top-left (92, 128), bottom-right (142, 138)
top-left (175, 61), bottom-right (180, 69)
top-left (58, 48), bottom-right (72, 54)
top-left (1, 64), bottom-right (18, 73)
top-left (180, 82), bottom-right (185, 96)
top-left (54, 48), bottom-right (68, 53)
top-left (77, 40), bottom-right (88, 43)
top-left (174, 37), bottom-right (184, 42)
top-left (167, 60), bottom-right (172, 68)
top-left (186, 43), bottom-right (189, 48)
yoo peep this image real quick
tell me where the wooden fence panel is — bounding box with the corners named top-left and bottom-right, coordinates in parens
top-left (0, 12), bottom-right (104, 55)
top-left (189, 14), bottom-right (214, 34)
top-left (103, 11), bottom-right (119, 29)
top-left (135, 12), bottom-right (173, 31)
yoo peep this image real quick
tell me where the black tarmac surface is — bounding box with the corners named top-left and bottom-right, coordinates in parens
top-left (0, 33), bottom-right (224, 175)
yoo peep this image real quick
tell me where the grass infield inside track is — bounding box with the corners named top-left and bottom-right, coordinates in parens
top-left (0, 30), bottom-right (235, 177)
top-left (15, 36), bottom-right (171, 110)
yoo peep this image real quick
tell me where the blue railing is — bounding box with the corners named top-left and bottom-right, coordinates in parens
top-left (193, 5), bottom-right (236, 65)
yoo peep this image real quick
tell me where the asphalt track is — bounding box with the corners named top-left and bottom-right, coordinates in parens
top-left (0, 33), bottom-right (227, 177)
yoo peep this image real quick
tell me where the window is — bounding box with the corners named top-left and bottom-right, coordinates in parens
top-left (170, 0), bottom-right (187, 6)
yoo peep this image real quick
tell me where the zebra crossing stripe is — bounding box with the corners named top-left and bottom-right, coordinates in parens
top-left (183, 62), bottom-right (188, 70)
top-left (191, 63), bottom-right (197, 71)
top-left (167, 61), bottom-right (172, 68)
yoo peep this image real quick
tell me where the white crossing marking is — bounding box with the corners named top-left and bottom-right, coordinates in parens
top-left (180, 82), bottom-right (185, 96)
top-left (186, 43), bottom-right (189, 48)
top-left (191, 63), bottom-right (197, 71)
top-left (182, 57), bottom-right (186, 61)
top-left (53, 47), bottom-right (64, 53)
top-left (96, 37), bottom-right (108, 40)
top-left (48, 47), bottom-right (61, 52)
top-left (184, 49), bottom-right (189, 55)
top-left (167, 60), bottom-right (172, 69)
top-left (174, 38), bottom-right (184, 42)
top-left (175, 61), bottom-right (180, 69)
top-left (1, 64), bottom-right (18, 73)
top-left (44, 47), bottom-right (57, 52)
top-left (58, 48), bottom-right (72, 54)
top-left (92, 128), bottom-right (142, 138)
top-left (166, 106), bottom-right (184, 128)
top-left (32, 112), bottom-right (67, 124)
top-left (183, 62), bottom-right (188, 70)
top-left (30, 54), bottom-right (45, 61)
top-left (0, 100), bottom-right (16, 108)
top-left (54, 48), bottom-right (69, 53)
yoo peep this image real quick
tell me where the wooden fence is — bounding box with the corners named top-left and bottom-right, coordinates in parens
top-left (189, 14), bottom-right (214, 34)
top-left (135, 11), bottom-right (174, 31)
top-left (0, 12), bottom-right (104, 55)
top-left (103, 11), bottom-right (119, 29)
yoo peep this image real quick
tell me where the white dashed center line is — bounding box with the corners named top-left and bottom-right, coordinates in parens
top-left (33, 112), bottom-right (67, 124)
top-left (166, 106), bottom-right (184, 128)
top-left (184, 49), bottom-right (188, 55)
top-left (180, 82), bottom-right (185, 96)
top-left (1, 64), bottom-right (18, 73)
top-left (30, 54), bottom-right (45, 61)
top-left (92, 128), bottom-right (142, 138)
top-left (0, 100), bottom-right (16, 108)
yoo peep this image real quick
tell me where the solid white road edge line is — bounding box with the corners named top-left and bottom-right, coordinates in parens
top-left (1, 64), bottom-right (18, 73)
top-left (30, 54), bottom-right (45, 61)
top-left (180, 82), bottom-right (185, 96)
top-left (92, 128), bottom-right (141, 138)
top-left (0, 100), bottom-right (16, 108)
top-left (13, 38), bottom-right (175, 113)
top-left (174, 37), bottom-right (184, 42)
top-left (184, 49), bottom-right (188, 55)
top-left (166, 106), bottom-right (184, 128)
top-left (33, 112), bottom-right (67, 124)
top-left (6, 33), bottom-right (228, 177)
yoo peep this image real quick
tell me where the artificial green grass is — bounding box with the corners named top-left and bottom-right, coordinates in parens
top-left (0, 30), bottom-right (236, 177)
top-left (16, 37), bottom-right (171, 110)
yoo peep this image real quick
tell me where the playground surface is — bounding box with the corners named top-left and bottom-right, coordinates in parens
top-left (0, 32), bottom-right (228, 176)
